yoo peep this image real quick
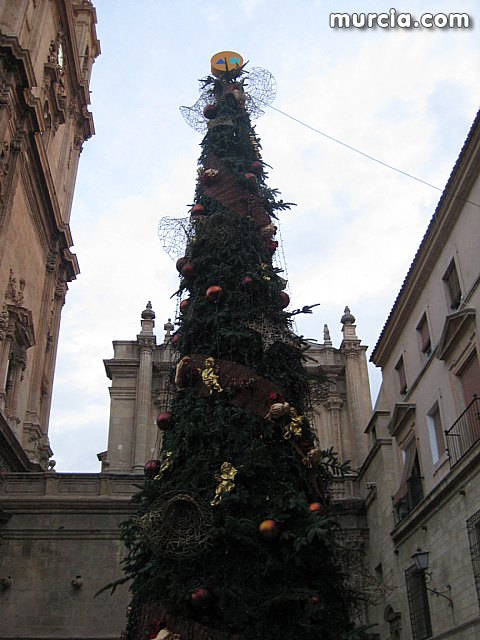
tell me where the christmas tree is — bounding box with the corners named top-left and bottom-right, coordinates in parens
top-left (119, 53), bottom-right (365, 640)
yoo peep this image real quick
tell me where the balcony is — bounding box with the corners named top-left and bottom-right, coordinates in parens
top-left (445, 396), bottom-right (480, 467)
top-left (393, 474), bottom-right (424, 524)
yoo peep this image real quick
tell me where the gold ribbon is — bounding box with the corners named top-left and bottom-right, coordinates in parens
top-left (153, 451), bottom-right (172, 480)
top-left (211, 462), bottom-right (238, 506)
top-left (283, 407), bottom-right (304, 440)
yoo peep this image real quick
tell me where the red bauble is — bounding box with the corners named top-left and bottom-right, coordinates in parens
top-left (144, 459), bottom-right (161, 478)
top-left (203, 103), bottom-right (217, 119)
top-left (190, 587), bottom-right (211, 610)
top-left (206, 285), bottom-right (223, 302)
top-left (181, 262), bottom-right (195, 278)
top-left (268, 240), bottom-right (279, 254)
top-left (311, 594), bottom-right (321, 605)
top-left (191, 204), bottom-right (206, 218)
top-left (258, 519), bottom-right (279, 541)
top-left (308, 502), bottom-right (324, 513)
top-left (268, 391), bottom-right (285, 405)
top-left (279, 291), bottom-right (290, 309)
top-left (250, 160), bottom-right (263, 176)
top-left (241, 276), bottom-right (254, 287)
top-left (176, 256), bottom-right (188, 273)
top-left (171, 333), bottom-right (180, 347)
top-left (179, 298), bottom-right (190, 313)
top-left (156, 411), bottom-right (173, 431)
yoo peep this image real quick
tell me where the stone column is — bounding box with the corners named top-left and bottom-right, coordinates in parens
top-left (132, 303), bottom-right (156, 470)
top-left (38, 276), bottom-right (67, 430)
top-left (325, 393), bottom-right (344, 461)
top-left (340, 307), bottom-right (372, 469)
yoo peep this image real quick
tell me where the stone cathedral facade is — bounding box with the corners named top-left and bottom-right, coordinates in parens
top-left (0, 0), bottom-right (100, 472)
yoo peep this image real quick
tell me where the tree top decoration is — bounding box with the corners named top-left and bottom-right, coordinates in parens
top-left (179, 50), bottom-right (277, 134)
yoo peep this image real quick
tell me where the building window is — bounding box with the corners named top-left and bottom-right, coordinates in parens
top-left (443, 259), bottom-right (461, 310)
top-left (427, 403), bottom-right (445, 464)
top-left (457, 350), bottom-right (480, 406)
top-left (393, 440), bottom-right (424, 522)
top-left (395, 356), bottom-right (407, 395)
top-left (467, 510), bottom-right (480, 606)
top-left (405, 565), bottom-right (432, 639)
top-left (416, 314), bottom-right (431, 357)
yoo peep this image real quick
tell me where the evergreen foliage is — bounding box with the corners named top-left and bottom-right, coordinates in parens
top-left (117, 65), bottom-right (367, 640)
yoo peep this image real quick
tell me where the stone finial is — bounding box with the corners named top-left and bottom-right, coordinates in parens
top-left (340, 306), bottom-right (358, 340)
top-left (341, 306), bottom-right (356, 325)
top-left (164, 318), bottom-right (174, 337)
top-left (140, 301), bottom-right (155, 337)
top-left (141, 301), bottom-right (155, 320)
top-left (323, 324), bottom-right (332, 346)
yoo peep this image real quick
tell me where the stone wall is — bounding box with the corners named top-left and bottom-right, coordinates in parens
top-left (0, 472), bottom-right (139, 639)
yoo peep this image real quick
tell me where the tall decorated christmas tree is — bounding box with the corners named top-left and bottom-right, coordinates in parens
top-left (119, 53), bottom-right (365, 640)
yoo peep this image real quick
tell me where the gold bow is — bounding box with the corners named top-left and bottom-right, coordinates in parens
top-left (211, 462), bottom-right (238, 506)
top-left (283, 407), bottom-right (304, 440)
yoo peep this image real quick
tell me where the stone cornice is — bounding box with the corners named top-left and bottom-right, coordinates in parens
top-left (436, 307), bottom-right (476, 361)
top-left (0, 471), bottom-right (142, 504)
top-left (104, 358), bottom-right (141, 379)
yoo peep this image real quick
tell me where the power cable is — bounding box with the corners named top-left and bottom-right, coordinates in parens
top-left (264, 103), bottom-right (480, 209)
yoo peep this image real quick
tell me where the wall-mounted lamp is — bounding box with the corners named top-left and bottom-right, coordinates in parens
top-left (411, 547), bottom-right (453, 607)
top-left (412, 547), bottom-right (429, 572)
top-left (71, 575), bottom-right (83, 589)
top-left (0, 576), bottom-right (12, 589)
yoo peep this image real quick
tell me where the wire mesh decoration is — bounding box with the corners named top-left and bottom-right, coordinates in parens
top-left (158, 217), bottom-right (194, 260)
top-left (335, 530), bottom-right (389, 620)
top-left (136, 492), bottom-right (213, 559)
top-left (180, 67), bottom-right (277, 134)
top-left (242, 316), bottom-right (301, 352)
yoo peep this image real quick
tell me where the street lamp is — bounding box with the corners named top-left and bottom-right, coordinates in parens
top-left (411, 547), bottom-right (429, 572)
top-left (411, 547), bottom-right (453, 607)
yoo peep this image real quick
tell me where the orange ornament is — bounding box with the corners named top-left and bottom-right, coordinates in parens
top-left (258, 518), bottom-right (279, 541)
top-left (308, 502), bottom-right (324, 513)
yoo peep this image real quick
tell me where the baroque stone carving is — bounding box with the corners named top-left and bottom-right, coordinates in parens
top-left (5, 268), bottom-right (26, 306)
top-left (0, 303), bottom-right (8, 341)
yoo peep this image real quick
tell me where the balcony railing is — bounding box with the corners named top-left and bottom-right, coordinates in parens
top-left (445, 396), bottom-right (480, 467)
top-left (393, 475), bottom-right (424, 524)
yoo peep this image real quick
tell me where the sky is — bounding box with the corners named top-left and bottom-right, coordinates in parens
top-left (48, 0), bottom-right (480, 472)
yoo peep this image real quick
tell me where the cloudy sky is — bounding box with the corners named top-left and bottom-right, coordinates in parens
top-left (48, 0), bottom-right (480, 472)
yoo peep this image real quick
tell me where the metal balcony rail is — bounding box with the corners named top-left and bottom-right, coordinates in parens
top-left (445, 396), bottom-right (480, 467)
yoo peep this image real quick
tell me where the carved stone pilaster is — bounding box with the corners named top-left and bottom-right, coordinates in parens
top-left (138, 336), bottom-right (156, 353)
top-left (341, 341), bottom-right (362, 360)
top-left (324, 392), bottom-right (344, 460)
top-left (325, 394), bottom-right (343, 412)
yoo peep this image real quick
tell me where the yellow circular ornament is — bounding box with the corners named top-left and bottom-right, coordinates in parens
top-left (211, 51), bottom-right (244, 77)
